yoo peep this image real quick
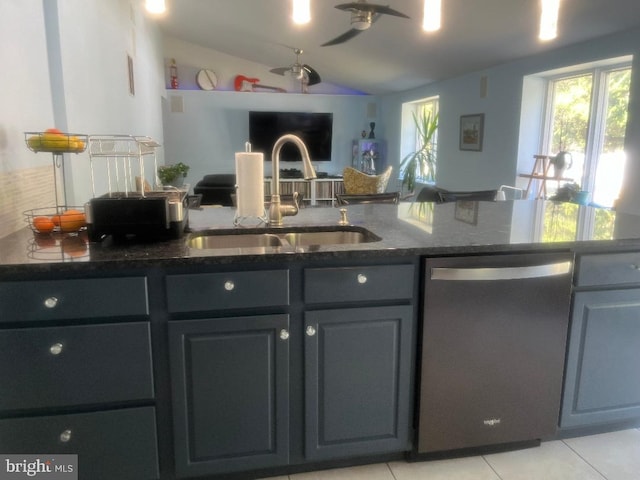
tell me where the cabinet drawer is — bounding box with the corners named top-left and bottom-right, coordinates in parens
top-left (0, 277), bottom-right (148, 323)
top-left (576, 252), bottom-right (640, 287)
top-left (0, 406), bottom-right (159, 480)
top-left (167, 270), bottom-right (289, 313)
top-left (0, 322), bottom-right (154, 411)
top-left (304, 264), bottom-right (414, 304)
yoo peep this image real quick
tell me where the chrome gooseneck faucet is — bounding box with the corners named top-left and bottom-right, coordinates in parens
top-left (269, 134), bottom-right (317, 226)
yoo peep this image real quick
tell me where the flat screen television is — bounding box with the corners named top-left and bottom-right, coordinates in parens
top-left (248, 111), bottom-right (333, 162)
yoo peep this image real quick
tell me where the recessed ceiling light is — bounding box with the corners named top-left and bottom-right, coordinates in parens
top-left (423, 0), bottom-right (441, 32)
top-left (539, 0), bottom-right (560, 41)
top-left (145, 0), bottom-right (166, 15)
top-left (292, 0), bottom-right (311, 25)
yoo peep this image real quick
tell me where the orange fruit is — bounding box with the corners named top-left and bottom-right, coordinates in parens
top-left (34, 234), bottom-right (57, 248)
top-left (61, 236), bottom-right (87, 258)
top-left (51, 214), bottom-right (61, 227)
top-left (59, 210), bottom-right (86, 232)
top-left (32, 216), bottom-right (55, 233)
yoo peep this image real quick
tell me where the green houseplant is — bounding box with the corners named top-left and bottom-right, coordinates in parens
top-left (158, 162), bottom-right (190, 186)
top-left (399, 110), bottom-right (439, 193)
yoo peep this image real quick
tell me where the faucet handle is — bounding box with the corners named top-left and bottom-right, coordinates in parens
top-left (338, 208), bottom-right (349, 225)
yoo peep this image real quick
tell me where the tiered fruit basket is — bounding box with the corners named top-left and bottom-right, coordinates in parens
top-left (23, 129), bottom-right (89, 237)
top-left (25, 130), bottom-right (88, 153)
top-left (23, 207), bottom-right (87, 234)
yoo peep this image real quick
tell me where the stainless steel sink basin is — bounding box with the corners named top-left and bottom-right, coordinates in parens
top-left (187, 233), bottom-right (283, 249)
top-left (186, 226), bottom-right (380, 251)
top-left (281, 230), bottom-right (372, 246)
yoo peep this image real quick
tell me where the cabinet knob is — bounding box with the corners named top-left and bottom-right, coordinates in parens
top-left (305, 325), bottom-right (317, 337)
top-left (44, 296), bottom-right (58, 308)
top-left (224, 280), bottom-right (235, 291)
top-left (357, 273), bottom-right (368, 284)
top-left (631, 264), bottom-right (640, 271)
top-left (279, 329), bottom-right (290, 341)
top-left (59, 430), bottom-right (72, 443)
top-left (49, 343), bottom-right (64, 355)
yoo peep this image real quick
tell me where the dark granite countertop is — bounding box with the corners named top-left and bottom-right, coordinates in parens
top-left (1, 200), bottom-right (640, 275)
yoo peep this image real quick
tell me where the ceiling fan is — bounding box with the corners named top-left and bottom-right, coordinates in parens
top-left (322, 0), bottom-right (410, 47)
top-left (269, 48), bottom-right (322, 86)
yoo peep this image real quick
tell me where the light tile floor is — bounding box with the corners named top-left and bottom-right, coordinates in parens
top-left (260, 428), bottom-right (640, 480)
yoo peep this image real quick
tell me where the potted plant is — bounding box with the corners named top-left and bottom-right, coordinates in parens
top-left (399, 110), bottom-right (439, 193)
top-left (158, 162), bottom-right (190, 186)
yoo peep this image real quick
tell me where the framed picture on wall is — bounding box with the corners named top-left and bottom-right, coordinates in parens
top-left (454, 200), bottom-right (479, 225)
top-left (459, 114), bottom-right (484, 151)
top-left (127, 54), bottom-right (135, 96)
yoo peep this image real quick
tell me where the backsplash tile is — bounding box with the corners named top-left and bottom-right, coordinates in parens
top-left (0, 166), bottom-right (55, 239)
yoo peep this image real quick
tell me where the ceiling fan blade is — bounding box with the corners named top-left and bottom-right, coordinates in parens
top-left (370, 5), bottom-right (410, 18)
top-left (269, 67), bottom-right (290, 76)
top-left (302, 64), bottom-right (321, 85)
top-left (321, 13), bottom-right (381, 46)
top-left (335, 2), bottom-right (409, 18)
top-left (321, 28), bottom-right (363, 46)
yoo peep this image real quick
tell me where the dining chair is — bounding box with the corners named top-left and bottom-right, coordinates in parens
top-left (342, 166), bottom-right (393, 194)
top-left (335, 192), bottom-right (400, 205)
top-left (437, 190), bottom-right (498, 202)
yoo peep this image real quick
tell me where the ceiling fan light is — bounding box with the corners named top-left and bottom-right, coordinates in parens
top-left (422, 0), bottom-right (441, 32)
top-left (539, 0), bottom-right (560, 41)
top-left (292, 0), bottom-right (311, 24)
top-left (145, 0), bottom-right (166, 14)
top-left (291, 65), bottom-right (304, 79)
top-left (351, 11), bottom-right (372, 30)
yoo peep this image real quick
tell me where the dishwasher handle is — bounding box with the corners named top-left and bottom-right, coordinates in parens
top-left (430, 261), bottom-right (572, 281)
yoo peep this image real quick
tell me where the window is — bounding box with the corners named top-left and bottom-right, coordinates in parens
top-left (542, 63), bottom-right (631, 208)
top-left (400, 96), bottom-right (439, 185)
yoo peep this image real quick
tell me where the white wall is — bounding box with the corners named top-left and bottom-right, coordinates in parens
top-left (54, 0), bottom-right (165, 203)
top-left (0, 0), bottom-right (55, 173)
top-left (162, 36), bottom-right (364, 95)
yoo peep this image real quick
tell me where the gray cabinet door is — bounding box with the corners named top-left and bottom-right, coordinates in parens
top-left (304, 306), bottom-right (414, 460)
top-left (169, 315), bottom-right (290, 478)
top-left (0, 407), bottom-right (159, 480)
top-left (561, 289), bottom-right (640, 428)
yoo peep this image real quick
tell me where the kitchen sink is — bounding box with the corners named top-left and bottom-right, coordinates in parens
top-left (187, 233), bottom-right (283, 249)
top-left (281, 230), bottom-right (372, 246)
top-left (186, 226), bottom-right (381, 251)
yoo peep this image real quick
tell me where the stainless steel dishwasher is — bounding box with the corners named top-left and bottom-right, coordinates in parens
top-left (416, 252), bottom-right (573, 455)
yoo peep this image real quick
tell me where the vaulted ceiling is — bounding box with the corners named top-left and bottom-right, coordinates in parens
top-left (156, 0), bottom-right (640, 94)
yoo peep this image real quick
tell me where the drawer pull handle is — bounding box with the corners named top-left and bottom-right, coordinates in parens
top-left (279, 329), bottom-right (290, 341)
top-left (59, 430), bottom-right (72, 443)
top-left (49, 343), bottom-right (64, 355)
top-left (224, 280), bottom-right (235, 291)
top-left (44, 297), bottom-right (58, 309)
top-left (631, 264), bottom-right (640, 271)
top-left (357, 273), bottom-right (367, 284)
top-left (306, 325), bottom-right (317, 337)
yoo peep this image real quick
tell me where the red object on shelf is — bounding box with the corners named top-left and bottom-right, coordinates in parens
top-left (170, 58), bottom-right (179, 89)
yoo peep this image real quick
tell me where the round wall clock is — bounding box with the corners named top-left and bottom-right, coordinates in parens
top-left (196, 69), bottom-right (217, 90)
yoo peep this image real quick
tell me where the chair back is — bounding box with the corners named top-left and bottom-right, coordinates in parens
top-left (343, 166), bottom-right (392, 194)
top-left (336, 192), bottom-right (400, 205)
top-left (437, 190), bottom-right (498, 202)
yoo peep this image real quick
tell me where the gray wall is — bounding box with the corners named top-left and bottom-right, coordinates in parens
top-left (380, 27), bottom-right (640, 213)
top-left (162, 91), bottom-right (377, 185)
top-left (2, 1), bottom-right (639, 215)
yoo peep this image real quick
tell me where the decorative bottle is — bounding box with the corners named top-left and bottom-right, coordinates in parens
top-left (170, 59), bottom-right (179, 89)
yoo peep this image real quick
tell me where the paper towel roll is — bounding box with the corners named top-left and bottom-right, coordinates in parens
top-left (235, 152), bottom-right (265, 218)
